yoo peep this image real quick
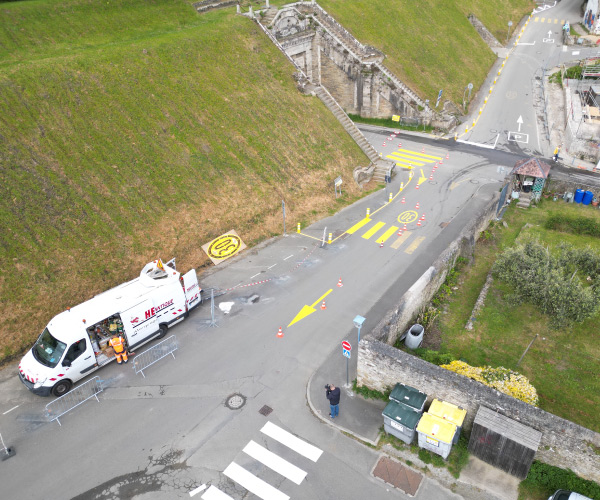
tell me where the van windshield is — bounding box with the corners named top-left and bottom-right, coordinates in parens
top-left (32, 328), bottom-right (67, 368)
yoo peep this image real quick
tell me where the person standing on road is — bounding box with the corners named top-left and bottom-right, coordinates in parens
top-left (326, 384), bottom-right (341, 419)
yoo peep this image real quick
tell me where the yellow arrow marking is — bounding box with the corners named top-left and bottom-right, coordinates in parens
top-left (418, 169), bottom-right (428, 185)
top-left (288, 289), bottom-right (333, 327)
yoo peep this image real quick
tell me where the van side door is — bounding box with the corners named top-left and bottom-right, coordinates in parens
top-left (122, 299), bottom-right (158, 350)
top-left (182, 269), bottom-right (202, 311)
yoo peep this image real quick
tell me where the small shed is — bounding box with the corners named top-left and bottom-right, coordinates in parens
top-left (416, 412), bottom-right (457, 459)
top-left (428, 399), bottom-right (467, 444)
top-left (468, 406), bottom-right (542, 479)
top-left (382, 400), bottom-right (422, 444)
top-left (509, 157), bottom-right (551, 203)
top-left (389, 383), bottom-right (427, 413)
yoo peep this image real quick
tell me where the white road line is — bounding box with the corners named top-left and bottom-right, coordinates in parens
top-left (283, 254), bottom-right (294, 261)
top-left (250, 273), bottom-right (261, 279)
top-left (243, 440), bottom-right (307, 485)
top-left (189, 484), bottom-right (207, 497)
top-left (223, 462), bottom-right (289, 500)
top-left (267, 264), bottom-right (277, 270)
top-left (260, 422), bottom-right (323, 462)
top-left (2, 405), bottom-right (19, 415)
top-left (201, 486), bottom-right (234, 500)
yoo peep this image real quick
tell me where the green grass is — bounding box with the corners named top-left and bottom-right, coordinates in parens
top-left (318, 0), bottom-right (534, 106)
top-left (0, 0), bottom-right (368, 359)
top-left (438, 200), bottom-right (600, 432)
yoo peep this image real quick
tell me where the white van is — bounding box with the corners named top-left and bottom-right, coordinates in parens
top-left (548, 491), bottom-right (593, 500)
top-left (18, 259), bottom-right (202, 397)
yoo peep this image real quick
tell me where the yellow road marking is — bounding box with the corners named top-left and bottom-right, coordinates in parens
top-left (418, 169), bottom-right (428, 185)
top-left (554, 19), bottom-right (558, 24)
top-left (387, 156), bottom-right (425, 167)
top-left (362, 221), bottom-right (386, 240)
top-left (311, 289), bottom-right (333, 308)
top-left (534, 17), bottom-right (539, 22)
top-left (376, 226), bottom-right (399, 244)
top-left (560, 19), bottom-right (565, 25)
top-left (449, 179), bottom-right (469, 191)
top-left (396, 162), bottom-right (414, 169)
top-left (404, 236), bottom-right (426, 255)
top-left (388, 152), bottom-right (437, 163)
top-left (397, 210), bottom-right (418, 224)
top-left (399, 149), bottom-right (443, 160)
top-left (347, 217), bottom-right (371, 234)
top-left (541, 17), bottom-right (545, 22)
top-left (391, 230), bottom-right (411, 249)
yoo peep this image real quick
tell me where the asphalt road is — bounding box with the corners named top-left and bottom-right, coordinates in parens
top-left (0, 131), bottom-right (512, 500)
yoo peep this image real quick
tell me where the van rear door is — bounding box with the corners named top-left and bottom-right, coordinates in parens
top-left (122, 299), bottom-right (158, 350)
top-left (182, 269), bottom-right (202, 311)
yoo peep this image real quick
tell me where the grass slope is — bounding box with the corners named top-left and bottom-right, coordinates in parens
top-left (318, 0), bottom-right (534, 106)
top-left (0, 0), bottom-right (367, 359)
top-left (438, 202), bottom-right (600, 432)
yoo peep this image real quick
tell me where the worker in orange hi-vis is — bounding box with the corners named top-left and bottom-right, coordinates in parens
top-left (109, 334), bottom-right (128, 364)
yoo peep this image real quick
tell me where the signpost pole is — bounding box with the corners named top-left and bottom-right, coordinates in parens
top-left (346, 356), bottom-right (349, 387)
top-left (282, 199), bottom-right (286, 235)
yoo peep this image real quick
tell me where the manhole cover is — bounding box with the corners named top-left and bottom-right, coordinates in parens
top-left (259, 405), bottom-right (273, 416)
top-left (440, 222), bottom-right (450, 228)
top-left (225, 393), bottom-right (246, 410)
top-left (373, 456), bottom-right (422, 495)
top-left (470, 179), bottom-right (480, 184)
top-left (428, 180), bottom-right (437, 185)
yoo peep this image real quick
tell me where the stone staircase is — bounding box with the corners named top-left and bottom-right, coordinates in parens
top-left (259, 7), bottom-right (278, 26)
top-left (516, 192), bottom-right (531, 209)
top-left (313, 86), bottom-right (393, 182)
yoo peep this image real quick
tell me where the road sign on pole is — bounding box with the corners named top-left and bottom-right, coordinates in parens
top-left (342, 341), bottom-right (352, 386)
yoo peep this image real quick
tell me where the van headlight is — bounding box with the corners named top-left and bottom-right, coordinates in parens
top-left (33, 378), bottom-right (46, 389)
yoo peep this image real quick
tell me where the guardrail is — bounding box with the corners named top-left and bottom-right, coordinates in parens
top-left (45, 376), bottom-right (103, 426)
top-left (133, 335), bottom-right (178, 378)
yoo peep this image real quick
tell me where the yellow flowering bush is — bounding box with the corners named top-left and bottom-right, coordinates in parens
top-left (441, 360), bottom-right (539, 406)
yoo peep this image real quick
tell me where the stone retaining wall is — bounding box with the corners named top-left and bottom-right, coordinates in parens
top-left (357, 340), bottom-right (600, 482)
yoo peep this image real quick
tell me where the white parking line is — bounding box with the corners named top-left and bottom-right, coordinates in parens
top-left (267, 264), bottom-right (277, 270)
top-left (2, 405), bottom-right (20, 415)
top-left (250, 273), bottom-right (261, 279)
top-left (243, 440), bottom-right (307, 485)
top-left (260, 422), bottom-right (323, 462)
top-left (283, 254), bottom-right (294, 261)
top-left (189, 484), bottom-right (207, 497)
top-left (201, 486), bottom-right (234, 500)
top-left (223, 462), bottom-right (289, 500)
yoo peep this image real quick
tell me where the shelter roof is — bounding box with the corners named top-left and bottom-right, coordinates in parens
top-left (510, 157), bottom-right (551, 179)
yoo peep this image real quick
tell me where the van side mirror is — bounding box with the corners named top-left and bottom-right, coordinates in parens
top-left (62, 359), bottom-right (71, 367)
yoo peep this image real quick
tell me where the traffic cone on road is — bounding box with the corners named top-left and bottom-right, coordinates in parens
top-left (446, 153), bottom-right (449, 159)
top-left (397, 230), bottom-right (402, 236)
top-left (398, 142), bottom-right (402, 148)
top-left (415, 202), bottom-right (420, 209)
top-left (416, 184), bottom-right (420, 190)
top-left (417, 220), bottom-right (422, 227)
top-left (337, 278), bottom-right (343, 288)
top-left (421, 214), bottom-right (426, 220)
top-left (380, 241), bottom-right (384, 248)
top-left (277, 327), bottom-right (284, 338)
top-left (403, 223), bottom-right (407, 231)
top-left (321, 301), bottom-right (327, 310)
top-left (421, 147), bottom-right (425, 153)
top-left (401, 197), bottom-right (406, 204)
top-left (429, 174), bottom-right (434, 180)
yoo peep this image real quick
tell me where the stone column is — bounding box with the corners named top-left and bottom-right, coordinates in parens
top-left (236, 4), bottom-right (240, 13)
top-left (266, 0), bottom-right (269, 8)
top-left (249, 5), bottom-right (253, 17)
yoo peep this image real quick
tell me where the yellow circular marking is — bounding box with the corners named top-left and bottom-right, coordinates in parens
top-left (208, 234), bottom-right (242, 260)
top-left (397, 210), bottom-right (418, 224)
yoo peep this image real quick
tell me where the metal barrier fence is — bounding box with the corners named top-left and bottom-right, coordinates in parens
top-left (133, 335), bottom-right (178, 378)
top-left (45, 376), bottom-right (103, 426)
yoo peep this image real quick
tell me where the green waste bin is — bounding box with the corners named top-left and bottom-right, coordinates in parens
top-left (389, 383), bottom-right (427, 413)
top-left (382, 400), bottom-right (422, 444)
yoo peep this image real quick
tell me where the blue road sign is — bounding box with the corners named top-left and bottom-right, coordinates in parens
top-left (343, 349), bottom-right (351, 359)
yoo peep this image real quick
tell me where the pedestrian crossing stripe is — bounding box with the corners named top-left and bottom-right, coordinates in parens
top-left (202, 486), bottom-right (234, 500)
top-left (224, 462), bottom-right (289, 500)
top-left (347, 217), bottom-right (371, 234)
top-left (375, 226), bottom-right (399, 244)
top-left (404, 236), bottom-right (426, 254)
top-left (391, 230), bottom-right (412, 249)
top-left (362, 221), bottom-right (386, 239)
top-left (534, 17), bottom-right (562, 23)
top-left (388, 157), bottom-right (426, 167)
top-left (260, 421), bottom-right (323, 462)
top-left (243, 440), bottom-right (307, 485)
top-left (391, 149), bottom-right (443, 161)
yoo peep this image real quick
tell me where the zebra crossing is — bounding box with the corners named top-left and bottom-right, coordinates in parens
top-left (385, 148), bottom-right (443, 168)
top-left (347, 216), bottom-right (426, 252)
top-left (199, 422), bottom-right (323, 500)
top-left (533, 16), bottom-right (567, 24)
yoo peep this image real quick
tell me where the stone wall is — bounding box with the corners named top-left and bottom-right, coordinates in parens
top-left (368, 191), bottom-right (500, 345)
top-left (357, 340), bottom-right (600, 482)
top-left (546, 176), bottom-right (600, 199)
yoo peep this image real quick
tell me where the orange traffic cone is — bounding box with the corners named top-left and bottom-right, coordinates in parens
top-left (401, 197), bottom-right (405, 203)
top-left (446, 153), bottom-right (449, 159)
top-left (439, 159), bottom-right (443, 164)
top-left (380, 241), bottom-right (384, 248)
top-left (277, 327), bottom-right (284, 338)
top-left (337, 278), bottom-right (343, 288)
top-left (421, 147), bottom-right (425, 153)
top-left (403, 223), bottom-right (407, 231)
top-left (429, 174), bottom-right (434, 180)
top-left (421, 214), bottom-right (426, 220)
top-left (415, 202), bottom-right (420, 209)
top-left (398, 142), bottom-right (402, 148)
top-left (416, 184), bottom-right (420, 190)
top-left (321, 301), bottom-right (327, 310)
top-left (397, 230), bottom-right (402, 236)
top-left (417, 220), bottom-right (422, 227)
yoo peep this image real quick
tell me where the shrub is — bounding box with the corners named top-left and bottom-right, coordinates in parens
top-left (544, 213), bottom-right (600, 238)
top-left (413, 348), bottom-right (456, 366)
top-left (521, 461), bottom-right (600, 500)
top-left (447, 434), bottom-right (470, 478)
top-left (441, 360), bottom-right (539, 406)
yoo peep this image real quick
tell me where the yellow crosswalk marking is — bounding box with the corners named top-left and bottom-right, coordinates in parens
top-left (376, 226), bottom-right (399, 244)
top-left (560, 19), bottom-right (565, 25)
top-left (347, 217), bottom-right (371, 234)
top-left (404, 236), bottom-right (426, 255)
top-left (386, 156), bottom-right (425, 167)
top-left (388, 152), bottom-right (436, 163)
top-left (541, 17), bottom-right (545, 23)
top-left (554, 19), bottom-right (558, 24)
top-left (534, 17), bottom-right (539, 22)
top-left (362, 221), bottom-right (386, 240)
top-left (390, 230), bottom-right (411, 249)
top-left (398, 149), bottom-right (443, 160)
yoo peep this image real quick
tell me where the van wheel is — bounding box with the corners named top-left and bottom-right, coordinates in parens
top-left (157, 325), bottom-right (168, 339)
top-left (52, 380), bottom-right (73, 397)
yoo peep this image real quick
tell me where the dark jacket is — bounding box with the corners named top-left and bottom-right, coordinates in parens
top-left (326, 386), bottom-right (341, 405)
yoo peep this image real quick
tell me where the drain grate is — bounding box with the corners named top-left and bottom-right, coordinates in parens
top-left (373, 456), bottom-right (422, 495)
top-left (439, 221), bottom-right (450, 228)
top-left (225, 393), bottom-right (246, 410)
top-left (259, 405), bottom-right (273, 416)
